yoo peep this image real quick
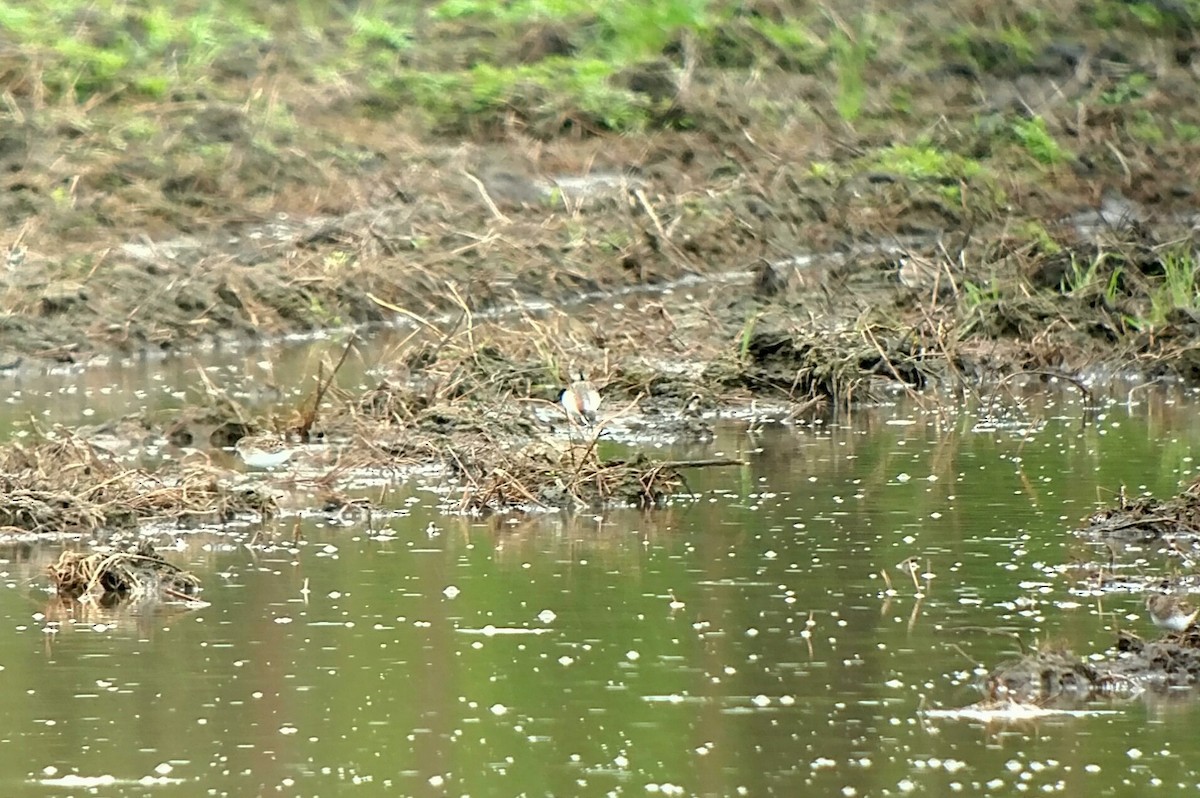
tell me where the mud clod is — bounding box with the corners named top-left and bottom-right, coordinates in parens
top-left (978, 478), bottom-right (1200, 706)
top-left (715, 324), bottom-right (934, 406)
top-left (455, 444), bottom-right (692, 513)
top-left (1078, 489), bottom-right (1200, 544)
top-left (984, 648), bottom-right (1106, 704)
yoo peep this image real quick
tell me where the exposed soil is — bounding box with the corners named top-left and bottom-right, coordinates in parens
top-left (13, 2), bottom-right (1200, 700)
top-left (983, 629), bottom-right (1200, 704)
top-left (3, 0), bottom-right (1200, 388)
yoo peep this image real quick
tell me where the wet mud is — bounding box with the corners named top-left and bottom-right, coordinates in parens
top-left (975, 477), bottom-right (1200, 707)
top-left (983, 630), bottom-right (1200, 705)
top-left (1, 0), bottom-right (1199, 392)
top-left (1079, 481), bottom-right (1200, 546)
top-left (9, 1), bottom-right (1200, 681)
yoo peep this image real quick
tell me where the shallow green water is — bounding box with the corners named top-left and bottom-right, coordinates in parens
top-left (4, 385), bottom-right (1200, 796)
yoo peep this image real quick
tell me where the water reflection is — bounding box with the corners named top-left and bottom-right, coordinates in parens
top-left (2, 390), bottom-right (1200, 793)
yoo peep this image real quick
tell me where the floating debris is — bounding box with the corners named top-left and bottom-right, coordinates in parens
top-left (1077, 489), bottom-right (1200, 544)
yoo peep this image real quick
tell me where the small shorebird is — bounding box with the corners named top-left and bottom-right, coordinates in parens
top-left (235, 433), bottom-right (297, 470)
top-left (1145, 594), bottom-right (1199, 633)
top-left (560, 372), bottom-right (602, 427)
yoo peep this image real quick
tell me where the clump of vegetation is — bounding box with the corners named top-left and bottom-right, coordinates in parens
top-left (1009, 116), bottom-right (1067, 165)
top-left (1066, 245), bottom-right (1200, 332)
top-left (710, 322), bottom-right (937, 407)
top-left (373, 58), bottom-right (658, 135)
top-left (0, 431), bottom-right (275, 535)
top-left (1091, 0), bottom-right (1200, 32)
top-left (1144, 248), bottom-right (1200, 328)
top-left (1016, 221), bottom-right (1063, 255)
top-left (1062, 251), bottom-right (1123, 303)
top-left (451, 441), bottom-right (695, 512)
top-left (360, 0), bottom-right (721, 133)
top-left (0, 2), bottom-right (269, 100)
top-left (872, 143), bottom-right (981, 182)
top-left (945, 23), bottom-right (1040, 76)
top-left (49, 543), bottom-right (201, 602)
top-left (334, 378), bottom-right (727, 513)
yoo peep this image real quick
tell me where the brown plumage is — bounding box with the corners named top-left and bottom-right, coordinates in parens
top-left (560, 374), bottom-right (601, 427)
top-left (1146, 593), bottom-right (1199, 633)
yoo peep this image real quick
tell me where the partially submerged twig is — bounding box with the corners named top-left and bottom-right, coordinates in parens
top-left (298, 334), bottom-right (357, 440)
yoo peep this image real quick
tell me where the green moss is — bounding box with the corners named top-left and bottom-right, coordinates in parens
top-left (872, 143), bottom-right (981, 181)
top-left (371, 58), bottom-right (654, 133)
top-left (1010, 116), bottom-right (1066, 165)
top-left (1016, 221), bottom-right (1062, 255)
top-left (1127, 111), bottom-right (1164, 144)
top-left (1101, 73), bottom-right (1152, 105)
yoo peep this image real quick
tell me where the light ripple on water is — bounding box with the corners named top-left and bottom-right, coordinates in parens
top-left (924, 706), bottom-right (1123, 722)
top-left (455, 626), bottom-right (553, 635)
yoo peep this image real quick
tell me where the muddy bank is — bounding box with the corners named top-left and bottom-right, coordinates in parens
top-left (7, 0), bottom-right (1200, 540)
top-left (1, 1), bottom-right (1200, 386)
top-left (983, 629), bottom-right (1200, 704)
top-left (1079, 479), bottom-right (1200, 547)
top-left (4, 334), bottom-right (745, 536)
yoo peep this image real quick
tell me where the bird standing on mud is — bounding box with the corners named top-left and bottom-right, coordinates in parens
top-left (561, 372), bottom-right (602, 427)
top-left (235, 432), bottom-right (297, 470)
top-left (1146, 593), bottom-right (1199, 633)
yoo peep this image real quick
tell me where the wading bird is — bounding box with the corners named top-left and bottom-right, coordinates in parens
top-left (1146, 593), bottom-right (1199, 633)
top-left (560, 372), bottom-right (602, 427)
top-left (235, 432), bottom-right (297, 470)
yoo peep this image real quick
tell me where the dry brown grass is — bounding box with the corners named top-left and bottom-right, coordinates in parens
top-left (295, 307), bottom-right (743, 512)
top-left (0, 431), bottom-right (276, 536)
top-left (48, 543), bottom-right (201, 602)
